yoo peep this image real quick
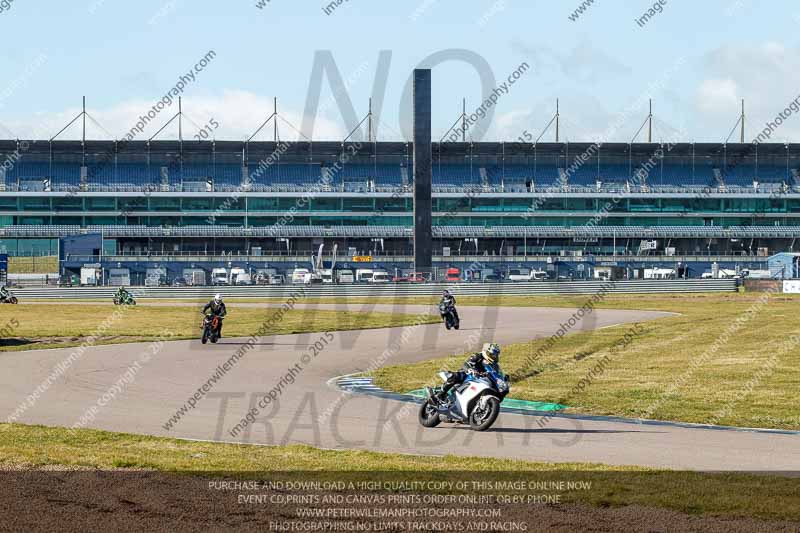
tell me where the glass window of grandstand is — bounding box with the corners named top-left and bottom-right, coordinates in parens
top-left (20, 197), bottom-right (49, 211)
top-left (374, 196), bottom-right (409, 213)
top-left (504, 197), bottom-right (534, 212)
top-left (247, 197), bottom-right (280, 211)
top-left (17, 238), bottom-right (56, 256)
top-left (119, 196), bottom-right (148, 212)
top-left (85, 216), bottom-right (118, 225)
top-left (312, 197), bottom-right (341, 211)
top-left (52, 216), bottom-right (82, 226)
top-left (435, 198), bottom-right (470, 212)
top-left (149, 197), bottom-right (181, 211)
top-left (86, 197), bottom-right (116, 210)
top-left (0, 197), bottom-right (17, 210)
top-left (565, 198), bottom-right (595, 211)
top-left (212, 196), bottom-right (243, 212)
top-left (247, 217), bottom-right (279, 227)
top-left (182, 197), bottom-right (213, 211)
top-left (52, 196), bottom-right (83, 211)
top-left (342, 198), bottom-right (375, 212)
top-left (206, 216), bottom-right (244, 227)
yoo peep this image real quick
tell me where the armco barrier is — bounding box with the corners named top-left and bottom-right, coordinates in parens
top-left (12, 279), bottom-right (737, 299)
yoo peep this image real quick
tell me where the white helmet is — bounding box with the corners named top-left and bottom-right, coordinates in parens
top-left (214, 293), bottom-right (223, 304)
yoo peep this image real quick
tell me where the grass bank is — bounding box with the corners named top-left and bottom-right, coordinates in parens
top-left (370, 292), bottom-right (800, 430)
top-left (0, 303), bottom-right (438, 352)
top-left (0, 423), bottom-right (797, 522)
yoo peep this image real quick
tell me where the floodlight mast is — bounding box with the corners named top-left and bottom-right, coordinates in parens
top-left (724, 99), bottom-right (746, 144)
top-left (534, 100), bottom-right (560, 144)
top-left (630, 99), bottom-right (653, 144)
top-left (439, 100), bottom-right (468, 143)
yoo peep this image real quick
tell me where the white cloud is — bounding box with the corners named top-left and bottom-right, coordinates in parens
top-left (695, 78), bottom-right (739, 116)
top-left (2, 90), bottom-right (347, 141)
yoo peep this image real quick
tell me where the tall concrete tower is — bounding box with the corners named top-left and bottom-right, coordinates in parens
top-left (412, 69), bottom-right (433, 273)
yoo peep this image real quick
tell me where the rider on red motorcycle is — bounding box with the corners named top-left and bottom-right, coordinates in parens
top-left (202, 293), bottom-right (227, 337)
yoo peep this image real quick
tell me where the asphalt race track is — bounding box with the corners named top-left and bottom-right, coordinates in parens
top-left (2, 303), bottom-right (799, 472)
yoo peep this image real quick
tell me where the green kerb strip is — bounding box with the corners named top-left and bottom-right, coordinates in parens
top-left (405, 390), bottom-right (566, 412)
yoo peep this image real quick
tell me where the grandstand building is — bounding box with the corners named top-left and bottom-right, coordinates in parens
top-left (1, 138), bottom-right (798, 281)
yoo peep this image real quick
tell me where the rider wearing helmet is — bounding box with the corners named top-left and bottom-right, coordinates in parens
top-left (439, 289), bottom-right (459, 321)
top-left (115, 285), bottom-right (130, 301)
top-left (433, 343), bottom-right (501, 403)
top-left (202, 293), bottom-right (228, 337)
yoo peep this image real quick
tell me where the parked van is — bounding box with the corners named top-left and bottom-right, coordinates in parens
top-left (530, 269), bottom-right (548, 281)
top-left (320, 269), bottom-right (334, 284)
top-left (291, 268), bottom-right (311, 284)
top-left (371, 270), bottom-right (390, 283)
top-left (507, 268), bottom-right (531, 282)
top-left (183, 268), bottom-right (206, 286)
top-left (231, 268), bottom-right (252, 285)
top-left (644, 267), bottom-right (677, 279)
top-left (212, 268), bottom-right (229, 285)
top-left (356, 269), bottom-right (374, 283)
top-left (337, 269), bottom-right (355, 284)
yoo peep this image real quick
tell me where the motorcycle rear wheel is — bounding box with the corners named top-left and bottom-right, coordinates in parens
top-left (9, 296), bottom-right (17, 304)
top-left (469, 396), bottom-right (500, 431)
top-left (418, 400), bottom-right (441, 428)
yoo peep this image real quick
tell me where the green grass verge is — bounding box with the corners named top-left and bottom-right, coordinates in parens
top-left (368, 292), bottom-right (800, 430)
top-left (0, 423), bottom-right (797, 522)
top-left (0, 303), bottom-right (438, 352)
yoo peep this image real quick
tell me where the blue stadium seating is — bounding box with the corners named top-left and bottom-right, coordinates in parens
top-left (432, 164), bottom-right (480, 185)
top-left (246, 162), bottom-right (322, 186)
top-left (720, 164), bottom-right (788, 187)
top-left (340, 164), bottom-right (403, 186)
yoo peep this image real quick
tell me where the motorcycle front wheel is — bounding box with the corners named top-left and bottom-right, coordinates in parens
top-left (469, 396), bottom-right (501, 431)
top-left (201, 329), bottom-right (209, 344)
top-left (9, 296), bottom-right (17, 304)
top-left (418, 400), bottom-right (441, 428)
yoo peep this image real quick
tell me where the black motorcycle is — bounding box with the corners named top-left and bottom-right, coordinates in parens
top-left (439, 301), bottom-right (459, 330)
top-left (201, 314), bottom-right (222, 344)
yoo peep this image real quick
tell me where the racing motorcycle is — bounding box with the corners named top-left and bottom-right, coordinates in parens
top-left (0, 291), bottom-right (18, 304)
top-left (201, 314), bottom-right (222, 344)
top-left (113, 293), bottom-right (136, 306)
top-left (439, 301), bottom-right (459, 330)
top-left (419, 366), bottom-right (509, 431)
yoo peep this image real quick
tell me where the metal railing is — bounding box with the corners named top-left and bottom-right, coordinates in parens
top-left (10, 279), bottom-right (738, 299)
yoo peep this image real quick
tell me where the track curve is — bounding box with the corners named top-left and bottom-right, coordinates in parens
top-left (1, 303), bottom-right (798, 472)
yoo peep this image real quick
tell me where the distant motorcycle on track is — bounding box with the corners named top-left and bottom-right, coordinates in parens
top-left (113, 293), bottom-right (136, 306)
top-left (439, 301), bottom-right (459, 330)
top-left (0, 291), bottom-right (18, 304)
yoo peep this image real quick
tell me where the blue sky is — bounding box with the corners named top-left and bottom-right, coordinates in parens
top-left (1, 0), bottom-right (799, 143)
